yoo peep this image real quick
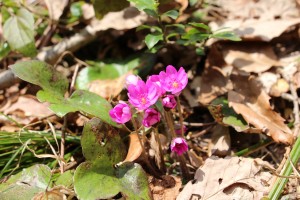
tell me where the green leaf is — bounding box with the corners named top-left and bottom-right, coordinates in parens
top-left (91, 0), bottom-right (129, 19)
top-left (182, 28), bottom-right (209, 43)
top-left (145, 33), bottom-right (163, 49)
top-left (0, 42), bottom-right (10, 61)
top-left (74, 118), bottom-right (151, 200)
top-left (3, 8), bottom-right (37, 57)
top-left (212, 30), bottom-right (241, 41)
top-left (117, 162), bottom-right (151, 199)
top-left (55, 170), bottom-right (74, 188)
top-left (189, 22), bottom-right (211, 31)
top-left (10, 60), bottom-right (117, 127)
top-left (37, 90), bottom-right (117, 127)
top-left (208, 97), bottom-right (249, 132)
top-left (162, 10), bottom-right (179, 19)
top-left (80, 118), bottom-right (126, 162)
top-left (0, 165), bottom-right (52, 200)
top-left (196, 47), bottom-right (205, 55)
top-left (70, 1), bottom-right (84, 18)
top-left (136, 25), bottom-right (162, 33)
top-left (10, 60), bottom-right (68, 96)
top-left (128, 0), bottom-right (158, 14)
top-left (76, 56), bottom-right (140, 90)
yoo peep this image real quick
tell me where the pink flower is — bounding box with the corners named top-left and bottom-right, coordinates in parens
top-left (127, 79), bottom-right (160, 110)
top-left (142, 108), bottom-right (160, 127)
top-left (158, 65), bottom-right (188, 95)
top-left (170, 137), bottom-right (188, 155)
top-left (148, 75), bottom-right (165, 97)
top-left (162, 94), bottom-right (177, 109)
top-left (125, 75), bottom-right (140, 87)
top-left (109, 101), bottom-right (131, 124)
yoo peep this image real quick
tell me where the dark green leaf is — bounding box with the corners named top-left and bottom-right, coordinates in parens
top-left (91, 0), bottom-right (129, 19)
top-left (162, 10), bottom-right (179, 19)
top-left (145, 33), bottom-right (163, 49)
top-left (3, 8), bottom-right (37, 57)
top-left (196, 47), bottom-right (205, 55)
top-left (74, 118), bottom-right (127, 200)
top-left (116, 162), bottom-right (152, 199)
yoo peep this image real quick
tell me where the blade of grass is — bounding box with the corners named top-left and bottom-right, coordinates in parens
top-left (268, 136), bottom-right (300, 199)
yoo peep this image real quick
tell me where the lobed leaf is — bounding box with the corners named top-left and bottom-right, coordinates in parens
top-left (3, 8), bottom-right (37, 57)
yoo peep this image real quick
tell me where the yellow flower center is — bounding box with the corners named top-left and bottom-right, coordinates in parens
top-left (172, 81), bottom-right (178, 88)
top-left (141, 97), bottom-right (147, 105)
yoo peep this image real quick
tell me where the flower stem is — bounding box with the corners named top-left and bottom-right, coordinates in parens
top-left (178, 154), bottom-right (191, 181)
top-left (154, 127), bottom-right (167, 173)
top-left (176, 96), bottom-right (184, 137)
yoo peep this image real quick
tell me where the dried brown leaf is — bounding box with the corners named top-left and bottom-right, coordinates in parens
top-left (123, 133), bottom-right (143, 163)
top-left (150, 175), bottom-right (182, 200)
top-left (87, 72), bottom-right (129, 99)
top-left (44, 0), bottom-right (68, 21)
top-left (177, 156), bottom-right (273, 200)
top-left (228, 74), bottom-right (293, 144)
top-left (208, 125), bottom-right (231, 157)
top-left (198, 66), bottom-right (232, 105)
top-left (222, 42), bottom-right (280, 73)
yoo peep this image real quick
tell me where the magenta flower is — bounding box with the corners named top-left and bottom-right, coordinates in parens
top-left (162, 94), bottom-right (177, 109)
top-left (125, 74), bottom-right (140, 88)
top-left (170, 137), bottom-right (188, 155)
top-left (127, 79), bottom-right (160, 110)
top-left (158, 65), bottom-right (188, 95)
top-left (142, 108), bottom-right (161, 127)
top-left (148, 75), bottom-right (165, 96)
top-left (109, 101), bottom-right (131, 124)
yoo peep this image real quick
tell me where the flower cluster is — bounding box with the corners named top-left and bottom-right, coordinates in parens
top-left (109, 65), bottom-right (189, 155)
top-left (110, 65), bottom-right (188, 126)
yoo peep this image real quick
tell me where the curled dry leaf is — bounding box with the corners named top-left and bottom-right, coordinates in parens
top-left (177, 156), bottom-right (273, 200)
top-left (228, 74), bottom-right (293, 144)
top-left (123, 133), bottom-right (143, 163)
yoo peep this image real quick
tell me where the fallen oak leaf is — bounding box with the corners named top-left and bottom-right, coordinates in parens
top-left (177, 156), bottom-right (273, 200)
top-left (228, 74), bottom-right (293, 144)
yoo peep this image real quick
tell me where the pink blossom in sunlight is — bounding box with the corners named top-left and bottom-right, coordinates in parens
top-left (127, 79), bottom-right (160, 110)
top-left (125, 74), bottom-right (140, 87)
top-left (170, 137), bottom-right (188, 155)
top-left (158, 65), bottom-right (188, 95)
top-left (162, 94), bottom-right (177, 109)
top-left (142, 108), bottom-right (160, 127)
top-left (148, 75), bottom-right (165, 96)
top-left (109, 101), bottom-right (131, 124)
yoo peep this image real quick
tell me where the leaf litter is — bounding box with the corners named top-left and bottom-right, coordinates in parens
top-left (2, 0), bottom-right (300, 199)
